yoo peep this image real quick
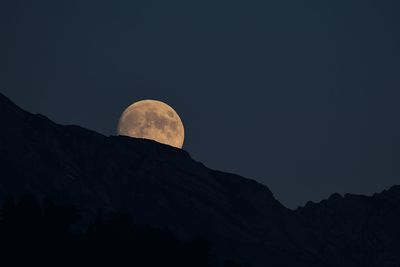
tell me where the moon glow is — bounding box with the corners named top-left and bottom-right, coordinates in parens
top-left (117, 100), bottom-right (185, 148)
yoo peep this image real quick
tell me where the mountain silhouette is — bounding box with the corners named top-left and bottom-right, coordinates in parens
top-left (0, 92), bottom-right (399, 267)
top-left (0, 194), bottom-right (223, 267)
top-left (296, 186), bottom-right (400, 267)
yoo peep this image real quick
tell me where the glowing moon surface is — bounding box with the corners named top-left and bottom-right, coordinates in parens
top-left (117, 100), bottom-right (185, 148)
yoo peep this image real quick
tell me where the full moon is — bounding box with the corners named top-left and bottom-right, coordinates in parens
top-left (117, 100), bottom-right (185, 148)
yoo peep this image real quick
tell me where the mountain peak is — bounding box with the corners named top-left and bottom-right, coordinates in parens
top-left (328, 192), bottom-right (343, 201)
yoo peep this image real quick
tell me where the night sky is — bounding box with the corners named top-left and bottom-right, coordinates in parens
top-left (1, 0), bottom-right (399, 208)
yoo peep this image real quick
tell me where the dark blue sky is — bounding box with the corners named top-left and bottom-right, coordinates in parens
top-left (1, 0), bottom-right (399, 208)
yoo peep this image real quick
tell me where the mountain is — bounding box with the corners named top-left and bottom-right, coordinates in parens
top-left (1, 92), bottom-right (399, 266)
top-left (296, 186), bottom-right (400, 267)
top-left (0, 92), bottom-right (334, 266)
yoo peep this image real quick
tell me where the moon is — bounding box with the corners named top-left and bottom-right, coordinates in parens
top-left (117, 100), bottom-right (185, 148)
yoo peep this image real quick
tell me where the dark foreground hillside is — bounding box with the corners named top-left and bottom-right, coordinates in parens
top-left (0, 195), bottom-right (249, 267)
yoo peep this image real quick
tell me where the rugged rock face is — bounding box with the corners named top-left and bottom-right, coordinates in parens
top-left (296, 186), bottom-right (400, 267)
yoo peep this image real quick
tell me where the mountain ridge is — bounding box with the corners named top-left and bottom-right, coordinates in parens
top-left (1, 92), bottom-right (399, 267)
top-left (0, 92), bottom-right (333, 266)
top-left (296, 185), bottom-right (400, 267)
